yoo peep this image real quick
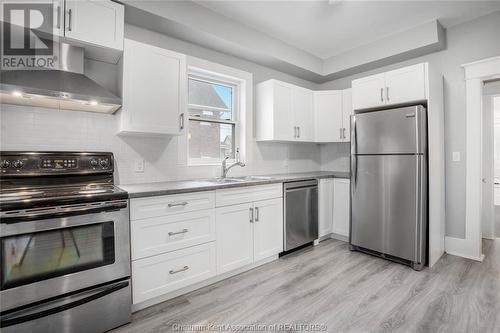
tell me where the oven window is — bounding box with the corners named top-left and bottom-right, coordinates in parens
top-left (1, 222), bottom-right (115, 290)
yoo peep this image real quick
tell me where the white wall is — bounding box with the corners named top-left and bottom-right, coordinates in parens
top-left (495, 96), bottom-right (500, 179)
top-left (0, 24), bottom-right (322, 185)
top-left (317, 10), bottom-right (500, 238)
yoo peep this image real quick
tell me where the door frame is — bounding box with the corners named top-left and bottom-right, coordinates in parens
top-left (456, 56), bottom-right (500, 261)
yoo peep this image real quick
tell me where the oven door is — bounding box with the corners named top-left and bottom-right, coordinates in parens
top-left (0, 200), bottom-right (130, 312)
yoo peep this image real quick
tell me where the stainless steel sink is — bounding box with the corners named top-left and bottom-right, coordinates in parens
top-left (206, 176), bottom-right (274, 184)
top-left (233, 176), bottom-right (274, 181)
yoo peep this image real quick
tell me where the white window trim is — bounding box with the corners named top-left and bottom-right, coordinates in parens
top-left (183, 60), bottom-right (249, 167)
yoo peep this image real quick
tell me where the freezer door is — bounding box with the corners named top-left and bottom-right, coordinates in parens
top-left (351, 154), bottom-right (424, 262)
top-left (351, 105), bottom-right (426, 155)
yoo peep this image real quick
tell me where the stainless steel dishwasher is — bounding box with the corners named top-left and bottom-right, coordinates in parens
top-left (283, 179), bottom-right (318, 252)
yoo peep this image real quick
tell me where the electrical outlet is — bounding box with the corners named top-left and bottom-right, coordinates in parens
top-left (134, 159), bottom-right (145, 173)
top-left (452, 152), bottom-right (461, 162)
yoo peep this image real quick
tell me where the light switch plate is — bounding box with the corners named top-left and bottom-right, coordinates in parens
top-left (134, 159), bottom-right (145, 173)
top-left (452, 152), bottom-right (461, 162)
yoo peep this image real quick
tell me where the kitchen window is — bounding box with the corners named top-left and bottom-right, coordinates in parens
top-left (188, 74), bottom-right (240, 165)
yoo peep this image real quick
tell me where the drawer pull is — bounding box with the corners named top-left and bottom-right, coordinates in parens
top-left (169, 266), bottom-right (189, 274)
top-left (168, 201), bottom-right (188, 207)
top-left (168, 229), bottom-right (188, 236)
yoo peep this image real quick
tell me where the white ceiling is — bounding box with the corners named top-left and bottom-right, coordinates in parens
top-left (195, 0), bottom-right (500, 59)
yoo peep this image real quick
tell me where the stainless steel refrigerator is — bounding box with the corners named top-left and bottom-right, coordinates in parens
top-left (350, 105), bottom-right (427, 270)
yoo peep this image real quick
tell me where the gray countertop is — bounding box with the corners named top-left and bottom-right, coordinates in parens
top-left (118, 171), bottom-right (350, 198)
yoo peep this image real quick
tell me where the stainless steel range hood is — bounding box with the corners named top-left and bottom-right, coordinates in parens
top-left (0, 44), bottom-right (121, 113)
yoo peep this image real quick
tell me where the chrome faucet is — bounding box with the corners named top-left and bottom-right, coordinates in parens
top-left (221, 149), bottom-right (245, 178)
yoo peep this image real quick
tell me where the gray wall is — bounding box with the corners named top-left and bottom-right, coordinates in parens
top-left (318, 10), bottom-right (500, 238)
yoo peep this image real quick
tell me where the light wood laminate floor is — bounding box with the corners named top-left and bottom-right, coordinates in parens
top-left (114, 239), bottom-right (500, 333)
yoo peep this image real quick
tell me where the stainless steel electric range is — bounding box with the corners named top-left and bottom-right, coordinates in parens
top-left (0, 152), bottom-right (131, 333)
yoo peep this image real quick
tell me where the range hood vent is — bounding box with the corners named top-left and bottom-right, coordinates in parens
top-left (0, 44), bottom-right (121, 113)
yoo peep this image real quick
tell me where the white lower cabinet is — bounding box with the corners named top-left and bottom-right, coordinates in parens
top-left (131, 185), bottom-right (284, 307)
top-left (318, 178), bottom-right (334, 238)
top-left (253, 198), bottom-right (283, 261)
top-left (131, 209), bottom-right (216, 260)
top-left (216, 197), bottom-right (283, 274)
top-left (216, 203), bottom-right (254, 273)
top-left (332, 179), bottom-right (350, 238)
top-left (132, 242), bottom-right (216, 304)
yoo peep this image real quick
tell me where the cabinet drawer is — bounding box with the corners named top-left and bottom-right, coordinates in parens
top-left (132, 242), bottom-right (216, 304)
top-left (130, 191), bottom-right (215, 220)
top-left (216, 184), bottom-right (282, 207)
top-left (131, 210), bottom-right (216, 260)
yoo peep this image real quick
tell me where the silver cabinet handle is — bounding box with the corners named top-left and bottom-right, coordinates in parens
top-left (297, 126), bottom-right (300, 138)
top-left (249, 207), bottom-right (254, 223)
top-left (380, 87), bottom-right (384, 102)
top-left (339, 128), bottom-right (343, 139)
top-left (168, 228), bottom-right (188, 236)
top-left (56, 5), bottom-right (61, 29)
top-left (168, 201), bottom-right (188, 207)
top-left (293, 126), bottom-right (297, 138)
top-left (67, 9), bottom-right (72, 31)
top-left (386, 87), bottom-right (390, 101)
top-left (343, 128), bottom-right (347, 139)
top-left (255, 207), bottom-right (259, 222)
top-left (179, 113), bottom-right (184, 130)
top-left (169, 266), bottom-right (189, 274)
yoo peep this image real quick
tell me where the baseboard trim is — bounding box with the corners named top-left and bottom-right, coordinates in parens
top-left (445, 236), bottom-right (484, 261)
top-left (330, 233), bottom-right (349, 242)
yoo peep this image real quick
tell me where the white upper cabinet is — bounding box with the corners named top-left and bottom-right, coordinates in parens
top-left (384, 64), bottom-right (427, 105)
top-left (313, 90), bottom-right (342, 143)
top-left (256, 79), bottom-right (313, 142)
top-left (292, 86), bottom-right (314, 142)
top-left (313, 88), bottom-right (352, 143)
top-left (352, 63), bottom-right (427, 110)
top-left (64, 0), bottom-right (124, 51)
top-left (351, 73), bottom-right (386, 110)
top-left (341, 89), bottom-right (353, 143)
top-left (118, 38), bottom-right (187, 136)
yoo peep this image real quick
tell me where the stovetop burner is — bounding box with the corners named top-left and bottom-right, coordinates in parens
top-left (0, 152), bottom-right (128, 211)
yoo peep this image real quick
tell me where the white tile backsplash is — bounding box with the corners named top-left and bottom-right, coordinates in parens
top-left (0, 104), bottom-right (323, 184)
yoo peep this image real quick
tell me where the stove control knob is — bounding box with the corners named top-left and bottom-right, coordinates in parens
top-left (1, 160), bottom-right (10, 169)
top-left (90, 159), bottom-right (99, 167)
top-left (13, 160), bottom-right (23, 169)
top-left (100, 159), bottom-right (109, 168)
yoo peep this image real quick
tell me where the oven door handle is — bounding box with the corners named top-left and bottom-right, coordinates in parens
top-left (0, 200), bottom-right (128, 224)
top-left (0, 280), bottom-right (129, 328)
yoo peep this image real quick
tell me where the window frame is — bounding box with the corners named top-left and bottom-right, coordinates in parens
top-left (187, 73), bottom-right (241, 166)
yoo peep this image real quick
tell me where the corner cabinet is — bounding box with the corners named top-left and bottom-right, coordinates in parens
top-left (256, 79), bottom-right (313, 142)
top-left (352, 63), bottom-right (427, 110)
top-left (118, 38), bottom-right (187, 136)
top-left (313, 89), bottom-right (352, 143)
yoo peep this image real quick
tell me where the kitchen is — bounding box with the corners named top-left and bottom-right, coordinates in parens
top-left (1, 1), bottom-right (500, 332)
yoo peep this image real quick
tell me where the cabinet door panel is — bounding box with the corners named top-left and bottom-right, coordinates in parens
top-left (352, 73), bottom-right (385, 110)
top-left (253, 198), bottom-right (283, 261)
top-left (314, 91), bottom-right (343, 143)
top-left (273, 82), bottom-right (294, 141)
top-left (333, 178), bottom-right (350, 237)
top-left (216, 203), bottom-right (254, 274)
top-left (318, 179), bottom-right (334, 237)
top-left (293, 87), bottom-right (314, 141)
top-left (341, 89), bottom-right (353, 142)
top-left (65, 0), bottom-right (124, 50)
top-left (384, 63), bottom-right (426, 105)
top-left (121, 39), bottom-right (186, 135)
